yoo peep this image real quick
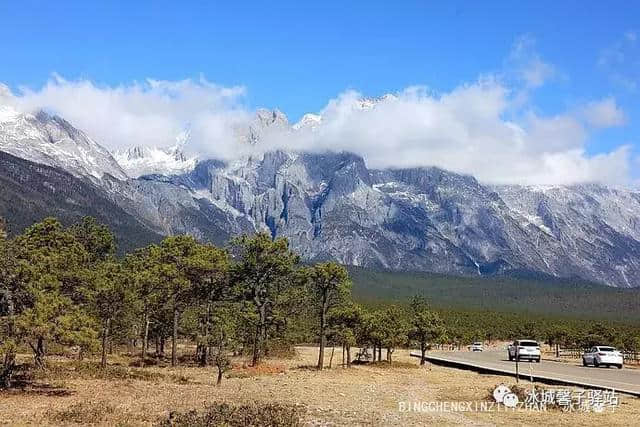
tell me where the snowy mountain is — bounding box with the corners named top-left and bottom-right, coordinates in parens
top-left (238, 108), bottom-right (289, 145)
top-left (1, 106), bottom-right (640, 287)
top-left (113, 130), bottom-right (197, 178)
top-left (162, 151), bottom-right (640, 287)
top-left (291, 94), bottom-right (396, 130)
top-left (0, 106), bottom-right (127, 181)
top-left (292, 113), bottom-right (322, 131)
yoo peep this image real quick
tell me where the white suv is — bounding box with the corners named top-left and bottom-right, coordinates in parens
top-left (469, 342), bottom-right (483, 352)
top-left (582, 346), bottom-right (623, 369)
top-left (508, 340), bottom-right (541, 362)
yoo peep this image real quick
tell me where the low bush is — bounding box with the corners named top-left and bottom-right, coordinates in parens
top-left (41, 361), bottom-right (164, 382)
top-left (48, 400), bottom-right (115, 424)
top-left (157, 402), bottom-right (303, 427)
top-left (266, 340), bottom-right (298, 359)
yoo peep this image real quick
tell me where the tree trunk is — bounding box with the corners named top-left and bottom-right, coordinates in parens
top-left (101, 318), bottom-right (111, 369)
top-left (378, 345), bottom-right (381, 361)
top-left (172, 306), bottom-right (178, 367)
top-left (252, 304), bottom-right (266, 366)
top-left (217, 366), bottom-right (223, 386)
top-left (346, 346), bottom-right (351, 368)
top-left (33, 337), bottom-right (45, 369)
top-left (202, 304), bottom-right (211, 366)
top-left (329, 346), bottom-right (335, 369)
top-left (216, 331), bottom-right (225, 386)
top-left (555, 343), bottom-right (560, 358)
top-left (142, 312), bottom-right (150, 367)
top-left (387, 348), bottom-right (392, 363)
top-left (342, 345), bottom-right (345, 367)
top-left (317, 304), bottom-right (326, 370)
top-left (1, 351), bottom-right (16, 389)
top-left (372, 344), bottom-right (376, 362)
top-left (0, 294), bottom-right (14, 388)
top-left (420, 342), bottom-right (426, 365)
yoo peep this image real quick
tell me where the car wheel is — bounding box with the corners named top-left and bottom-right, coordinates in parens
top-left (617, 364), bottom-right (623, 369)
top-left (594, 359), bottom-right (600, 367)
top-left (536, 357), bottom-right (540, 363)
top-left (508, 354), bottom-right (513, 361)
top-left (582, 358), bottom-right (588, 366)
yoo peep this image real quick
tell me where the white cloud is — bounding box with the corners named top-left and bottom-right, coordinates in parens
top-left (581, 97), bottom-right (626, 128)
top-left (278, 83), bottom-right (630, 185)
top-left (3, 75), bottom-right (251, 157)
top-left (599, 31), bottom-right (639, 91)
top-left (507, 35), bottom-right (556, 89)
top-left (0, 73), bottom-right (633, 186)
top-left (502, 35), bottom-right (556, 108)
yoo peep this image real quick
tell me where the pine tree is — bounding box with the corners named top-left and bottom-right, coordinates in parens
top-left (12, 218), bottom-right (97, 368)
top-left (151, 236), bottom-right (228, 366)
top-left (87, 260), bottom-right (136, 368)
top-left (305, 262), bottom-right (351, 370)
top-left (230, 232), bottom-right (300, 366)
top-left (408, 296), bottom-right (445, 365)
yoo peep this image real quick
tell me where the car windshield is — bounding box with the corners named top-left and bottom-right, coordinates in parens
top-left (598, 347), bottom-right (616, 352)
top-left (519, 341), bottom-right (538, 346)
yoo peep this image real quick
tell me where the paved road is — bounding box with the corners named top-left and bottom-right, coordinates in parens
top-left (413, 350), bottom-right (640, 395)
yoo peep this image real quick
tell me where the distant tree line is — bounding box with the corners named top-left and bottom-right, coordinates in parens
top-left (0, 216), bottom-right (638, 388)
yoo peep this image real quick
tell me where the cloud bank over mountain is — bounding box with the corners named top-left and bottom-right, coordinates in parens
top-left (0, 72), bottom-right (631, 185)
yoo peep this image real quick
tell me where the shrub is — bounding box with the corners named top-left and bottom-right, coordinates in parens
top-left (157, 402), bottom-right (303, 427)
top-left (266, 340), bottom-right (298, 359)
top-left (48, 400), bottom-right (115, 424)
top-left (41, 361), bottom-right (164, 382)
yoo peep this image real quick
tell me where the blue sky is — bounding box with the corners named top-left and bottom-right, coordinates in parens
top-left (1, 1), bottom-right (639, 184)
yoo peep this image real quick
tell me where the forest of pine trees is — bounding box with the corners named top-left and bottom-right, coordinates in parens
top-left (1, 216), bottom-right (638, 388)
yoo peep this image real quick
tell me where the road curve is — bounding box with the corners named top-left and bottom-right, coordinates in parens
top-left (411, 350), bottom-right (640, 397)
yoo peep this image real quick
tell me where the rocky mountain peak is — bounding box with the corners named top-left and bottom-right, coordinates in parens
top-left (0, 106), bottom-right (127, 181)
top-left (2, 106), bottom-right (640, 288)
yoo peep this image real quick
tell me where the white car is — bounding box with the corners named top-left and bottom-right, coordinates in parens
top-left (469, 342), bottom-right (484, 352)
top-left (508, 340), bottom-right (541, 362)
top-left (582, 346), bottom-right (623, 369)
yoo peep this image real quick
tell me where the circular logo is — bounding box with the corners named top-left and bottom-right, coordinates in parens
top-left (493, 384), bottom-right (512, 403)
top-left (502, 392), bottom-right (520, 408)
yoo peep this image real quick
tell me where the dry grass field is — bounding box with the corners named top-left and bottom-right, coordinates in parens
top-left (1, 346), bottom-right (639, 426)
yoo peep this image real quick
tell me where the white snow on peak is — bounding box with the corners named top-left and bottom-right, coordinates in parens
top-left (255, 108), bottom-right (289, 128)
top-left (292, 94), bottom-right (396, 132)
top-left (356, 94), bottom-right (398, 111)
top-left (235, 109), bottom-right (290, 145)
top-left (0, 107), bottom-right (128, 181)
top-left (113, 131), bottom-right (198, 178)
top-left (0, 105), bottom-right (21, 122)
top-left (292, 113), bottom-right (322, 131)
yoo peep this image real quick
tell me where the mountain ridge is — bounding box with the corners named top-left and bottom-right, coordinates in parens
top-left (0, 105), bottom-right (639, 287)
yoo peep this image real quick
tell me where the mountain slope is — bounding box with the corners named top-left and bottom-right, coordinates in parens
top-left (348, 267), bottom-right (640, 322)
top-left (1, 106), bottom-right (639, 287)
top-left (0, 150), bottom-right (161, 253)
top-left (155, 147), bottom-right (640, 287)
top-left (112, 130), bottom-right (197, 178)
top-left (0, 106), bottom-right (127, 181)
